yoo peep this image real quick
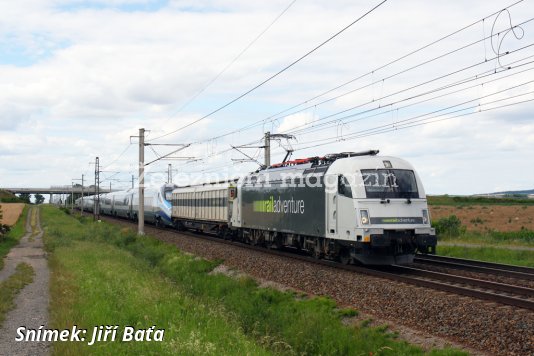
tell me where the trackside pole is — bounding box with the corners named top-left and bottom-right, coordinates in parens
top-left (138, 128), bottom-right (145, 235)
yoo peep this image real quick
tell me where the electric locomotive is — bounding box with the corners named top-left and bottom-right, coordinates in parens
top-left (171, 150), bottom-right (436, 265)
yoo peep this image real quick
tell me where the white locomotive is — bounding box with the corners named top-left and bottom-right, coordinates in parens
top-left (171, 150), bottom-right (436, 265)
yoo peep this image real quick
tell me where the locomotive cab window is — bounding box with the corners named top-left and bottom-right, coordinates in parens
top-left (338, 175), bottom-right (353, 198)
top-left (361, 169), bottom-right (419, 199)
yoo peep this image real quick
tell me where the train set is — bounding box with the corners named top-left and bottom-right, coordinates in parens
top-left (76, 150), bottom-right (437, 265)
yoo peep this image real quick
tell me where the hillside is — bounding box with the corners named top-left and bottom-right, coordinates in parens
top-left (491, 188), bottom-right (534, 195)
top-left (0, 190), bottom-right (23, 203)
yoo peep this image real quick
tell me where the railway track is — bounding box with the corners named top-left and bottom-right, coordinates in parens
top-left (103, 215), bottom-right (534, 312)
top-left (414, 254), bottom-right (534, 281)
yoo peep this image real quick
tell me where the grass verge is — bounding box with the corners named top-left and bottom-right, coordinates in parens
top-left (437, 245), bottom-right (534, 267)
top-left (42, 205), bottom-right (465, 356)
top-left (0, 205), bottom-right (29, 270)
top-left (0, 263), bottom-right (35, 327)
top-left (438, 230), bottom-right (534, 247)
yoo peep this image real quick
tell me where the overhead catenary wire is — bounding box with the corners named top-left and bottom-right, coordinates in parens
top-left (148, 0), bottom-right (389, 142)
top-left (108, 1), bottom-right (529, 175)
top-left (174, 78), bottom-right (534, 175)
top-left (313, 97), bottom-right (534, 148)
top-left (293, 87), bottom-right (534, 150)
top-left (102, 143), bottom-right (132, 170)
top-left (176, 0), bottom-right (527, 146)
top-left (173, 49), bottom-right (534, 167)
top-left (286, 56), bottom-right (534, 137)
top-left (105, 1), bottom-right (531, 180)
top-left (117, 46), bottom-right (534, 180)
top-left (181, 92), bottom-right (534, 175)
top-left (167, 0), bottom-right (298, 116)
top-left (278, 24), bottom-right (534, 135)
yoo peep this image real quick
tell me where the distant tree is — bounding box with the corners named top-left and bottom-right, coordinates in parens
top-left (35, 194), bottom-right (45, 205)
top-left (18, 193), bottom-right (31, 204)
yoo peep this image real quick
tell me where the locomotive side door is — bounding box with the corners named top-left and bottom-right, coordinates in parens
top-left (325, 174), bottom-right (338, 236)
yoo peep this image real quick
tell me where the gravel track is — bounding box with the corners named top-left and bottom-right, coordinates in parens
top-left (0, 207), bottom-right (50, 356)
top-left (106, 218), bottom-right (534, 355)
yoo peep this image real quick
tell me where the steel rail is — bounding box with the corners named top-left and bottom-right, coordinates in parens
top-left (415, 254), bottom-right (534, 281)
top-left (390, 265), bottom-right (534, 297)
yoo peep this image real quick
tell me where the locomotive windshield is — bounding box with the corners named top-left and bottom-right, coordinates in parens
top-left (164, 187), bottom-right (174, 202)
top-left (360, 169), bottom-right (419, 199)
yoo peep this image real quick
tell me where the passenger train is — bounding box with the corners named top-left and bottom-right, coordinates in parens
top-left (77, 150), bottom-right (437, 265)
top-left (76, 184), bottom-right (176, 227)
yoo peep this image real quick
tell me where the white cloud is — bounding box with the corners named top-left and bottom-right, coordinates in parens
top-left (0, 0), bottom-right (533, 194)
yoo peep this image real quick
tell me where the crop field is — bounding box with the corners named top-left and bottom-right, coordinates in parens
top-left (428, 196), bottom-right (534, 265)
top-left (0, 203), bottom-right (25, 226)
top-left (429, 205), bottom-right (534, 232)
top-left (0, 205), bottom-right (29, 270)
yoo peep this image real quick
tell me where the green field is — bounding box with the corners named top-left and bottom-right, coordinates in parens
top-left (42, 205), bottom-right (464, 356)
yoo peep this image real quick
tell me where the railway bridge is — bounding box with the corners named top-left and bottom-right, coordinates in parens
top-left (2, 186), bottom-right (113, 195)
top-left (1, 186), bottom-right (115, 205)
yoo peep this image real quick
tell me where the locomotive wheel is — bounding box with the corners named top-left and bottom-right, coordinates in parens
top-left (338, 248), bottom-right (352, 265)
top-left (339, 251), bottom-right (352, 265)
top-left (312, 248), bottom-right (323, 259)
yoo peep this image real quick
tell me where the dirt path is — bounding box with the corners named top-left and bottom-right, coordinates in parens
top-left (0, 207), bottom-right (50, 356)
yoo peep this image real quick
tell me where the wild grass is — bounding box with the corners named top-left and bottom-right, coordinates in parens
top-left (433, 214), bottom-right (534, 247)
top-left (42, 205), bottom-right (466, 356)
top-left (0, 263), bottom-right (34, 327)
top-left (438, 229), bottom-right (534, 246)
top-left (437, 245), bottom-right (534, 267)
top-left (48, 241), bottom-right (269, 355)
top-left (0, 205), bottom-right (28, 270)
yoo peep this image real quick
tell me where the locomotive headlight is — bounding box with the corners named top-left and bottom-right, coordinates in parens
top-left (360, 209), bottom-right (370, 225)
top-left (422, 209), bottom-right (429, 224)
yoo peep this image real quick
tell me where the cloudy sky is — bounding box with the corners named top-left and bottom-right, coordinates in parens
top-left (0, 0), bottom-right (533, 195)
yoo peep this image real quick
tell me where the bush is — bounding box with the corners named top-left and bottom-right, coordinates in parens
top-left (433, 215), bottom-right (464, 237)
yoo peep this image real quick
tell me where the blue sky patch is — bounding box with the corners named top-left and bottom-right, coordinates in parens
top-left (57, 0), bottom-right (169, 13)
top-left (0, 33), bottom-right (69, 67)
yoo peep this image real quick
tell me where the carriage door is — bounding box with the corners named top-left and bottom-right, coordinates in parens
top-left (228, 186), bottom-right (236, 221)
